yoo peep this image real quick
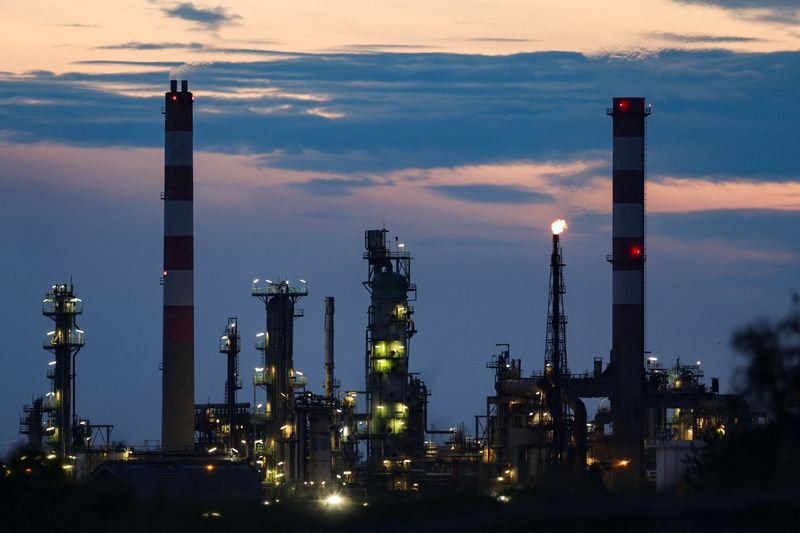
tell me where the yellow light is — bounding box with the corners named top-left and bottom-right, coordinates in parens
top-left (205, 464), bottom-right (215, 472)
top-left (616, 459), bottom-right (630, 468)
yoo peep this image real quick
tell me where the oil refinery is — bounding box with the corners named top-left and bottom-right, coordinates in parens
top-left (15, 82), bottom-right (751, 501)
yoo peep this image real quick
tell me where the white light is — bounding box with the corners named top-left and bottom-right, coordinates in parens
top-left (265, 279), bottom-right (272, 284)
top-left (551, 219), bottom-right (568, 235)
top-left (697, 361), bottom-right (702, 365)
top-left (253, 278), bottom-right (259, 284)
top-left (300, 279), bottom-right (306, 283)
top-left (398, 243), bottom-right (405, 248)
top-left (231, 448), bottom-right (239, 454)
top-left (323, 493), bottom-right (346, 508)
top-left (256, 332), bottom-right (265, 337)
top-left (48, 361), bottom-right (56, 366)
top-left (208, 447), bottom-right (217, 453)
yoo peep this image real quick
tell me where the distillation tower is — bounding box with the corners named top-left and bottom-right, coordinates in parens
top-left (252, 279), bottom-right (308, 482)
top-left (219, 317), bottom-right (241, 453)
top-left (363, 229), bottom-right (426, 484)
top-left (42, 283), bottom-right (85, 459)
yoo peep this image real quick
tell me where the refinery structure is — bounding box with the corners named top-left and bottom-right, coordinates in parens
top-left (16, 82), bottom-right (750, 499)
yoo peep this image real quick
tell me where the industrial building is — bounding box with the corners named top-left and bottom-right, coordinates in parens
top-left (16, 84), bottom-right (748, 498)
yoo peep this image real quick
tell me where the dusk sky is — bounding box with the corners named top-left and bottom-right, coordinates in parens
top-left (1, 1), bottom-right (798, 454)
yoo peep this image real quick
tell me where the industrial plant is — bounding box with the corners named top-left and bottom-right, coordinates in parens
top-left (15, 83), bottom-right (750, 501)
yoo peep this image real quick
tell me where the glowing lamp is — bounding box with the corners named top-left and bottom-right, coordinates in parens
top-left (617, 99), bottom-right (630, 112)
top-left (629, 245), bottom-right (642, 258)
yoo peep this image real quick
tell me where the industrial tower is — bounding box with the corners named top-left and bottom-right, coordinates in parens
top-left (162, 79), bottom-right (195, 452)
top-left (219, 317), bottom-right (241, 453)
top-left (544, 220), bottom-right (570, 467)
top-left (363, 229), bottom-right (426, 481)
top-left (252, 279), bottom-right (308, 482)
top-left (42, 283), bottom-right (85, 460)
top-left (607, 97), bottom-right (650, 487)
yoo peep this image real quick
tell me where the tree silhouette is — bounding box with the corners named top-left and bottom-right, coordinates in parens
top-left (686, 295), bottom-right (800, 490)
top-left (733, 294), bottom-right (800, 425)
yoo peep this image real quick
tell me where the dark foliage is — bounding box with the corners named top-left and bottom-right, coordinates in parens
top-left (685, 296), bottom-right (800, 490)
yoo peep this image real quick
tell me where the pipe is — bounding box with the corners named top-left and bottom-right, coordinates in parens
top-left (567, 392), bottom-right (587, 477)
top-left (324, 297), bottom-right (335, 398)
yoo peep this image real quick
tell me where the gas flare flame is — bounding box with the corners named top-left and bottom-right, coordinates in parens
top-left (551, 219), bottom-right (568, 235)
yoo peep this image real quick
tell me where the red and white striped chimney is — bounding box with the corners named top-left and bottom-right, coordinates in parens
top-left (608, 97), bottom-right (649, 483)
top-left (162, 79), bottom-right (194, 451)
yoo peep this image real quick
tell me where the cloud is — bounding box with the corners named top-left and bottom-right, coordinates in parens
top-left (466, 37), bottom-right (534, 43)
top-left (646, 32), bottom-right (763, 44)
top-left (337, 44), bottom-right (436, 51)
top-left (290, 177), bottom-right (389, 196)
top-left (671, 1), bottom-right (800, 22)
top-left (673, 0), bottom-right (798, 8)
top-left (97, 42), bottom-right (205, 51)
top-left (96, 41), bottom-right (286, 55)
top-left (2, 50), bottom-right (800, 180)
top-left (74, 60), bottom-right (181, 67)
top-left (162, 2), bottom-right (240, 30)
top-left (426, 184), bottom-right (553, 205)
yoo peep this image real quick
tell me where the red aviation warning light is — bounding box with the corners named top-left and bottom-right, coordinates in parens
top-left (617, 99), bottom-right (630, 112)
top-left (629, 245), bottom-right (643, 259)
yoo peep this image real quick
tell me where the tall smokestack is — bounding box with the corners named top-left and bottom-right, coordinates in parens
top-left (162, 79), bottom-right (194, 451)
top-left (607, 97), bottom-right (649, 486)
top-left (324, 297), bottom-right (335, 398)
